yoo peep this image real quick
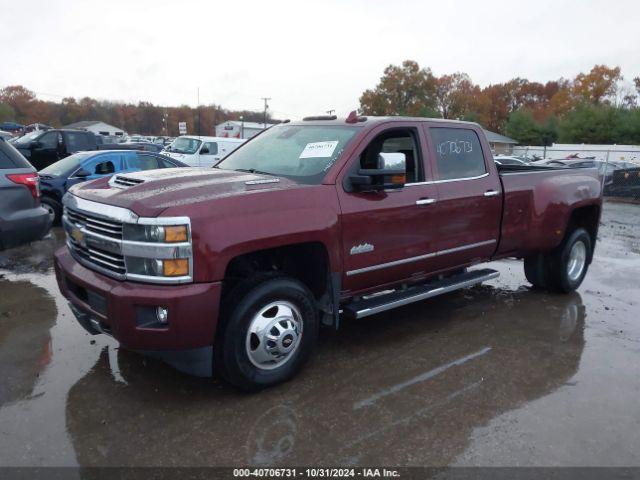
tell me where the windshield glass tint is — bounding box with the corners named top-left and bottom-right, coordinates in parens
top-left (217, 125), bottom-right (358, 184)
top-left (13, 131), bottom-right (43, 145)
top-left (40, 152), bottom-right (92, 176)
top-left (169, 137), bottom-right (201, 154)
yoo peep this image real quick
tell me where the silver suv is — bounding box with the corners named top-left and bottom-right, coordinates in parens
top-left (0, 137), bottom-right (51, 249)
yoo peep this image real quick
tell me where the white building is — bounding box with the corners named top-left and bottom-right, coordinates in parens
top-left (215, 120), bottom-right (276, 139)
top-left (63, 120), bottom-right (126, 139)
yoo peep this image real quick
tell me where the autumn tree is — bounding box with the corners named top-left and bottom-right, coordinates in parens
top-left (571, 65), bottom-right (622, 105)
top-left (434, 72), bottom-right (477, 119)
top-left (0, 103), bottom-right (16, 123)
top-left (0, 85), bottom-right (37, 122)
top-left (359, 60), bottom-right (438, 116)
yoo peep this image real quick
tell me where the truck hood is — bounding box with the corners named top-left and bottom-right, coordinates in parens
top-left (69, 168), bottom-right (302, 217)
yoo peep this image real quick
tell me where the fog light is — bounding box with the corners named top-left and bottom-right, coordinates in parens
top-left (156, 306), bottom-right (169, 324)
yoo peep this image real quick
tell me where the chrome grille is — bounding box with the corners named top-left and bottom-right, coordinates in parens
top-left (66, 207), bottom-right (123, 239)
top-left (67, 236), bottom-right (126, 275)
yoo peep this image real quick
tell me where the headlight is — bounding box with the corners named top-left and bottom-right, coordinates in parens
top-left (126, 257), bottom-right (190, 277)
top-left (121, 219), bottom-right (192, 283)
top-left (123, 224), bottom-right (188, 243)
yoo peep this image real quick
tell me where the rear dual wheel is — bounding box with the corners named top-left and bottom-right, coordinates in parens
top-left (524, 228), bottom-right (592, 293)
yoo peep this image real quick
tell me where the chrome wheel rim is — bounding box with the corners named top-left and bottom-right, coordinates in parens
top-left (43, 203), bottom-right (55, 222)
top-left (245, 301), bottom-right (303, 371)
top-left (567, 241), bottom-right (587, 282)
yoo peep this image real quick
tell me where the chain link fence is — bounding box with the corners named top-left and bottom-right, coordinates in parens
top-left (506, 147), bottom-right (640, 202)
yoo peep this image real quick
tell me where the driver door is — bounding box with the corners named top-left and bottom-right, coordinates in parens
top-left (31, 131), bottom-right (62, 170)
top-left (337, 123), bottom-right (440, 294)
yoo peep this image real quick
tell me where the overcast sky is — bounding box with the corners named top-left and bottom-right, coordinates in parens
top-left (1, 0), bottom-right (639, 119)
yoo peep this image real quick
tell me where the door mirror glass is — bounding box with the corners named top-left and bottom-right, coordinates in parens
top-left (377, 152), bottom-right (406, 171)
top-left (351, 152), bottom-right (406, 191)
top-left (74, 168), bottom-right (91, 178)
top-left (200, 147), bottom-right (209, 154)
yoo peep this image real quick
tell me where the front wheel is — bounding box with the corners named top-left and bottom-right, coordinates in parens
top-left (216, 276), bottom-right (319, 391)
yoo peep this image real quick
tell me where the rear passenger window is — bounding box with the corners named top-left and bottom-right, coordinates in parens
top-left (431, 128), bottom-right (486, 180)
top-left (65, 132), bottom-right (92, 151)
top-left (0, 140), bottom-right (31, 168)
top-left (129, 154), bottom-right (160, 170)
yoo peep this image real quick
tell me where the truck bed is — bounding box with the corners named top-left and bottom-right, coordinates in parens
top-left (495, 165), bottom-right (602, 258)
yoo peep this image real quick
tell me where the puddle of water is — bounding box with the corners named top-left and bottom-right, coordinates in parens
top-left (0, 202), bottom-right (638, 466)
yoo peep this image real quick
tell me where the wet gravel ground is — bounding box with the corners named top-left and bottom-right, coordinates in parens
top-left (0, 200), bottom-right (638, 467)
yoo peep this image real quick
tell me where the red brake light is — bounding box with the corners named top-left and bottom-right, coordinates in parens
top-left (7, 173), bottom-right (40, 201)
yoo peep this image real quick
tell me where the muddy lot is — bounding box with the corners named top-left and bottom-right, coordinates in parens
top-left (0, 200), bottom-right (639, 467)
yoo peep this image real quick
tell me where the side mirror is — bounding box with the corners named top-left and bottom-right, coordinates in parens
top-left (32, 141), bottom-right (42, 149)
top-left (74, 168), bottom-right (91, 178)
top-left (350, 152), bottom-right (407, 191)
top-left (200, 147), bottom-right (210, 154)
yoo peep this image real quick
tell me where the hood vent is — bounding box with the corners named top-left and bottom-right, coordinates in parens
top-left (109, 175), bottom-right (145, 189)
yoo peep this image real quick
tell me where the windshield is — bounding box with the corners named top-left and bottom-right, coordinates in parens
top-left (168, 137), bottom-right (201, 154)
top-left (217, 125), bottom-right (358, 184)
top-left (13, 131), bottom-right (43, 146)
top-left (40, 152), bottom-right (92, 177)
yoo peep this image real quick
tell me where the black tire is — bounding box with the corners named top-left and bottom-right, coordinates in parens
top-left (41, 197), bottom-right (62, 225)
top-left (215, 275), bottom-right (319, 391)
top-left (525, 228), bottom-right (592, 294)
top-left (524, 253), bottom-right (547, 289)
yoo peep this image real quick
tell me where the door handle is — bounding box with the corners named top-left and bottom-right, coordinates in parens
top-left (416, 198), bottom-right (436, 206)
top-left (484, 190), bottom-right (500, 197)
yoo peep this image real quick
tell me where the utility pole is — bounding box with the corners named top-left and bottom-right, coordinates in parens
top-left (261, 97), bottom-right (271, 129)
top-left (197, 87), bottom-right (201, 137)
top-left (326, 109), bottom-right (335, 116)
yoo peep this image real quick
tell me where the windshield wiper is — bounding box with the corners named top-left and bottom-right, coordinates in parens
top-left (233, 168), bottom-right (274, 176)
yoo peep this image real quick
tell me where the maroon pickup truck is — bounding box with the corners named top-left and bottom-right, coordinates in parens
top-left (54, 115), bottom-right (603, 390)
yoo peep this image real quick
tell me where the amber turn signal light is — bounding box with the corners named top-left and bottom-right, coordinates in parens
top-left (165, 226), bottom-right (188, 243)
top-left (162, 259), bottom-right (189, 277)
top-left (391, 174), bottom-right (406, 185)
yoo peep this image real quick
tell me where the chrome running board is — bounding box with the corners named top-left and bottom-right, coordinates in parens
top-left (342, 268), bottom-right (499, 319)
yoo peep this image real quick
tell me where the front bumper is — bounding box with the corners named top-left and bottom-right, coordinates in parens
top-left (54, 247), bottom-right (222, 376)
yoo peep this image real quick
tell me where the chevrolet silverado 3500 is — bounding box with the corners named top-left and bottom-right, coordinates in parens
top-left (54, 115), bottom-right (603, 390)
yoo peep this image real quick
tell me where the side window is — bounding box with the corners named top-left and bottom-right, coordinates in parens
top-left (359, 128), bottom-right (423, 183)
top-left (201, 142), bottom-right (218, 155)
top-left (82, 154), bottom-right (119, 176)
top-left (129, 153), bottom-right (160, 170)
top-left (38, 132), bottom-right (60, 149)
top-left (158, 158), bottom-right (177, 168)
top-left (65, 132), bottom-right (92, 151)
top-left (431, 128), bottom-right (486, 180)
top-left (94, 161), bottom-right (115, 175)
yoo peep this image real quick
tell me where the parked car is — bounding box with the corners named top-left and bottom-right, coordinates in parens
top-left (163, 135), bottom-right (245, 167)
top-left (39, 150), bottom-right (187, 224)
top-left (23, 123), bottom-right (52, 134)
top-left (539, 159), bottom-right (622, 186)
top-left (97, 142), bottom-right (165, 153)
top-left (54, 115), bottom-right (602, 390)
top-left (0, 121), bottom-right (24, 134)
top-left (494, 155), bottom-right (529, 166)
top-left (12, 129), bottom-right (104, 171)
top-left (605, 166), bottom-right (640, 199)
top-left (0, 137), bottom-right (51, 250)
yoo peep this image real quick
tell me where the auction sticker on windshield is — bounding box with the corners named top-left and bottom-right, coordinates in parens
top-left (299, 141), bottom-right (339, 158)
